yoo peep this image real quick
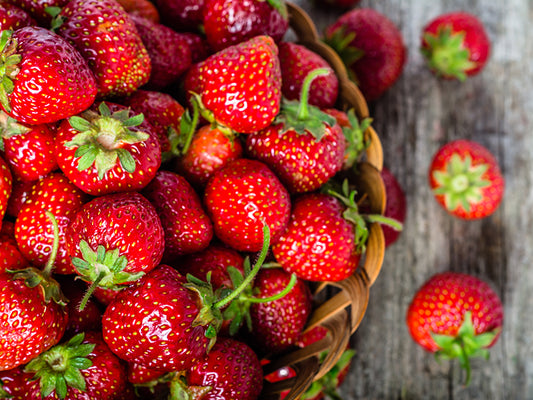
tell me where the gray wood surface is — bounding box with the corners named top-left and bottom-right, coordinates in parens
top-left (291, 0), bottom-right (533, 399)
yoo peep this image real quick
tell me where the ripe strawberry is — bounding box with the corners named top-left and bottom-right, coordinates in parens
top-left (186, 337), bottom-right (263, 400)
top-left (421, 11), bottom-right (490, 80)
top-left (174, 124), bottom-right (244, 188)
top-left (0, 27), bottom-right (97, 125)
top-left (381, 166), bottom-right (407, 247)
top-left (278, 41), bottom-right (339, 108)
top-left (4, 176), bottom-right (33, 219)
top-left (191, 35), bottom-right (282, 134)
top-left (130, 15), bottom-right (192, 90)
top-left (203, 0), bottom-right (288, 51)
top-left (0, 114), bottom-right (57, 182)
top-left (3, 0), bottom-right (68, 26)
top-left (0, 154), bottom-right (11, 229)
top-left (13, 332), bottom-right (129, 399)
top-left (54, 0), bottom-right (151, 97)
top-left (153, 0), bottom-right (205, 32)
top-left (0, 221), bottom-right (27, 272)
top-left (66, 191), bottom-right (165, 297)
top-left (14, 172), bottom-right (88, 275)
top-left (54, 101), bottom-right (162, 196)
top-left (142, 170), bottom-right (213, 262)
top-left (0, 2), bottom-right (36, 30)
top-left (116, 0), bottom-right (161, 23)
top-left (181, 32), bottom-right (212, 63)
top-left (428, 139), bottom-right (504, 219)
top-left (245, 68), bottom-right (346, 193)
top-left (204, 158), bottom-right (291, 252)
top-left (406, 271), bottom-right (504, 384)
top-left (127, 361), bottom-right (166, 385)
top-left (324, 8), bottom-right (407, 101)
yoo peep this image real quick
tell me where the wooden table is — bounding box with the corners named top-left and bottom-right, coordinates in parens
top-left (291, 0), bottom-right (533, 398)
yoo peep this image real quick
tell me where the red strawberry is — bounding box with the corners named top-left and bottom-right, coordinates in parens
top-left (55, 0), bottom-right (151, 97)
top-left (0, 113), bottom-right (57, 182)
top-left (54, 101), bottom-right (162, 196)
top-left (428, 139), bottom-right (504, 219)
top-left (141, 170), bottom-right (213, 262)
top-left (245, 68), bottom-right (346, 193)
top-left (278, 41), bottom-right (339, 108)
top-left (130, 15), bottom-right (192, 90)
top-left (174, 124), bottom-right (244, 188)
top-left (5, 176), bottom-right (33, 219)
top-left (203, 0), bottom-right (288, 51)
top-left (204, 158), bottom-right (291, 252)
top-left (421, 11), bottom-right (490, 80)
top-left (0, 221), bottom-right (27, 272)
top-left (0, 2), bottom-right (36, 30)
top-left (65, 191), bottom-right (165, 297)
top-left (248, 267), bottom-right (312, 355)
top-left (116, 0), bottom-right (161, 23)
top-left (13, 331), bottom-right (129, 399)
top-left (3, 0), bottom-right (68, 26)
top-left (0, 154), bottom-right (11, 229)
top-left (127, 361), bottom-right (166, 385)
top-left (192, 35), bottom-right (282, 134)
top-left (153, 0), bottom-right (205, 32)
top-left (14, 172), bottom-right (88, 275)
top-left (324, 8), bottom-right (407, 101)
top-left (186, 337), bottom-right (263, 400)
top-left (180, 32), bottom-right (212, 63)
top-left (406, 271), bottom-right (503, 384)
top-left (381, 166), bottom-right (407, 247)
top-left (0, 26), bottom-right (97, 125)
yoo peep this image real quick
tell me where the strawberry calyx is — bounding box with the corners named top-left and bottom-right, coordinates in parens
top-left (0, 382), bottom-right (9, 398)
top-left (189, 92), bottom-right (237, 138)
top-left (0, 110), bottom-right (31, 142)
top-left (322, 27), bottom-right (364, 82)
top-left (266, 0), bottom-right (288, 20)
top-left (24, 333), bottom-right (95, 399)
top-left (274, 68), bottom-right (338, 141)
top-left (0, 30), bottom-right (22, 114)
top-left (66, 102), bottom-right (149, 180)
top-left (431, 311), bottom-right (500, 386)
top-left (168, 96), bottom-right (200, 159)
top-left (341, 109), bottom-right (372, 169)
top-left (421, 26), bottom-right (478, 81)
top-left (72, 240), bottom-right (145, 311)
top-left (167, 372), bottom-right (212, 400)
top-left (431, 152), bottom-right (490, 213)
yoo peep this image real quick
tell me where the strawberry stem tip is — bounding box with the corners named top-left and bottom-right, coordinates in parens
top-left (0, 29), bottom-right (21, 114)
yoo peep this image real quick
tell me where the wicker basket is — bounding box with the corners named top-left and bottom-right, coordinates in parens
top-left (258, 3), bottom-right (387, 399)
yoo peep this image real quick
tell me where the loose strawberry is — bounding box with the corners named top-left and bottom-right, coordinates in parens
top-left (245, 68), bottom-right (345, 193)
top-left (381, 166), bottom-right (407, 247)
top-left (142, 170), bottom-right (213, 262)
top-left (0, 2), bottom-right (36, 30)
top-left (54, 101), bottom-right (162, 196)
top-left (14, 172), bottom-right (88, 275)
top-left (191, 35), bottom-right (282, 134)
top-left (130, 14), bottom-right (192, 90)
top-left (203, 0), bottom-right (288, 51)
top-left (0, 27), bottom-right (97, 125)
top-left (428, 139), bottom-right (504, 219)
top-left (204, 158), bottom-right (291, 252)
top-left (406, 271), bottom-right (504, 384)
top-left (323, 8), bottom-right (407, 102)
top-left (421, 11), bottom-right (490, 80)
top-left (54, 0), bottom-right (151, 97)
top-left (0, 154), bottom-right (11, 230)
top-left (186, 337), bottom-right (263, 400)
top-left (65, 191), bottom-right (165, 303)
top-left (278, 41), bottom-right (339, 108)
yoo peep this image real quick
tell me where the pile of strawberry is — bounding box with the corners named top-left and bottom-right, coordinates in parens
top-left (0, 0), bottom-right (396, 399)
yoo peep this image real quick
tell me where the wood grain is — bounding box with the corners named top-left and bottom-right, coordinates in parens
top-left (291, 0), bottom-right (533, 398)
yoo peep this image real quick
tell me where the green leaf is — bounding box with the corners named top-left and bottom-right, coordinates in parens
top-left (116, 148), bottom-right (136, 173)
top-left (68, 115), bottom-right (92, 132)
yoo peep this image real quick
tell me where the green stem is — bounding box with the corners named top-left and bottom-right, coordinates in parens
top-left (78, 272), bottom-right (105, 312)
top-left (247, 273), bottom-right (298, 304)
top-left (43, 210), bottom-right (60, 277)
top-left (297, 67), bottom-right (331, 121)
top-left (364, 214), bottom-right (404, 231)
top-left (181, 98), bottom-right (200, 156)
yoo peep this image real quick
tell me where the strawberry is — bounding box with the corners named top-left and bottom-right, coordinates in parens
top-left (4, 176), bottom-right (33, 219)
top-left (421, 11), bottom-right (490, 80)
top-left (116, 0), bottom-right (161, 23)
top-left (245, 68), bottom-right (346, 193)
top-left (180, 32), bottom-right (212, 63)
top-left (130, 15), bottom-right (192, 90)
top-left (54, 0), bottom-right (151, 98)
top-left (14, 172), bottom-right (88, 275)
top-left (428, 139), bottom-right (504, 219)
top-left (0, 211), bottom-right (68, 371)
top-left (65, 191), bottom-right (165, 300)
top-left (9, 332), bottom-right (129, 399)
top-left (406, 271), bottom-right (504, 384)
top-left (323, 8), bottom-right (407, 102)
top-left (0, 154), bottom-right (11, 230)
top-left (0, 221), bottom-right (27, 272)
top-left (278, 41), bottom-right (339, 108)
top-left (191, 35), bottom-right (282, 134)
top-left (204, 158), bottom-right (291, 252)
top-left (0, 113), bottom-right (57, 182)
top-left (0, 27), bottom-right (97, 125)
top-left (381, 166), bottom-right (407, 247)
top-left (3, 0), bottom-right (68, 26)
top-left (202, 0), bottom-right (288, 51)
top-left (141, 170), bottom-right (213, 262)
top-left (0, 2), bottom-right (36, 30)
top-left (174, 124), bottom-right (243, 188)
top-left (127, 361), bottom-right (166, 385)
top-left (186, 337), bottom-right (263, 400)
top-left (54, 101), bottom-right (162, 196)
top-left (153, 0), bottom-right (205, 32)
